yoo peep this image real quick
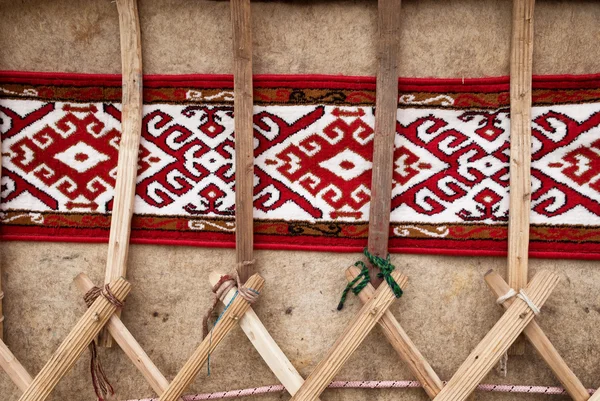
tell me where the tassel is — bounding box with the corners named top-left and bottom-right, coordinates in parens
top-left (89, 341), bottom-right (115, 401)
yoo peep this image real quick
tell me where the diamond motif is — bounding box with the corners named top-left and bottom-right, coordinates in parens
top-left (54, 141), bottom-right (110, 173)
top-left (319, 149), bottom-right (372, 181)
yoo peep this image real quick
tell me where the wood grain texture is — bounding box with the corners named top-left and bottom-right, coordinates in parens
top-left (209, 272), bottom-right (319, 399)
top-left (367, 0), bottom-right (401, 287)
top-left (231, 0), bottom-right (255, 282)
top-left (507, 0), bottom-right (534, 299)
top-left (158, 274), bottom-right (265, 401)
top-left (346, 266), bottom-right (442, 398)
top-left (434, 270), bottom-right (558, 401)
top-left (484, 271), bottom-right (588, 401)
top-left (74, 273), bottom-right (172, 397)
top-left (290, 270), bottom-right (408, 401)
top-left (18, 277), bottom-right (131, 401)
top-left (507, 0), bottom-right (535, 356)
top-left (100, 0), bottom-right (143, 348)
top-left (0, 339), bottom-right (32, 393)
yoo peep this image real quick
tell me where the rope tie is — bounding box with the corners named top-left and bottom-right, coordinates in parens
top-left (496, 352), bottom-right (509, 377)
top-left (496, 288), bottom-right (517, 305)
top-left (496, 287), bottom-right (540, 315)
top-left (202, 275), bottom-right (236, 339)
top-left (83, 284), bottom-right (124, 401)
top-left (337, 248), bottom-right (403, 311)
top-left (517, 289), bottom-right (540, 315)
top-left (201, 264), bottom-right (260, 339)
top-left (204, 266), bottom-right (261, 376)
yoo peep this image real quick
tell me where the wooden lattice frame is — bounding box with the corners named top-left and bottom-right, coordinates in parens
top-left (0, 1), bottom-right (599, 401)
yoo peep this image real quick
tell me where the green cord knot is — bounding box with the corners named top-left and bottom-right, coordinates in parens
top-left (337, 260), bottom-right (370, 311)
top-left (337, 248), bottom-right (403, 311)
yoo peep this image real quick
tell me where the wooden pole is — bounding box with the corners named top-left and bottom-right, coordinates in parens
top-left (231, 0), bottom-right (255, 282)
top-left (366, 0), bottom-right (401, 287)
top-left (100, 0), bottom-right (144, 348)
top-left (290, 270), bottom-right (407, 401)
top-left (0, 339), bottom-right (32, 393)
top-left (507, 0), bottom-right (535, 355)
top-left (74, 273), bottom-right (172, 397)
top-left (346, 266), bottom-right (443, 398)
top-left (434, 270), bottom-right (558, 401)
top-left (209, 272), bottom-right (321, 399)
top-left (18, 277), bottom-right (131, 401)
top-left (484, 271), bottom-right (589, 401)
top-left (158, 274), bottom-right (265, 401)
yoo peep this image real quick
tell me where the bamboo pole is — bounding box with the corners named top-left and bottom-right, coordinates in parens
top-left (158, 274), bottom-right (265, 401)
top-left (507, 0), bottom-right (535, 355)
top-left (434, 270), bottom-right (559, 401)
top-left (18, 277), bottom-right (131, 401)
top-left (74, 273), bottom-right (172, 397)
top-left (0, 339), bottom-right (32, 393)
top-left (345, 266), bottom-right (443, 398)
top-left (290, 270), bottom-right (407, 401)
top-left (208, 272), bottom-right (321, 399)
top-left (366, 0), bottom-right (401, 287)
top-left (231, 0), bottom-right (255, 282)
top-left (100, 0), bottom-right (144, 348)
top-left (484, 271), bottom-right (589, 401)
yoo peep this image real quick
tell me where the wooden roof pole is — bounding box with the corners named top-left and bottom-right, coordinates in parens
top-left (99, 0), bottom-right (144, 348)
top-left (485, 271), bottom-right (589, 401)
top-left (367, 0), bottom-right (401, 287)
top-left (507, 0), bottom-right (535, 355)
top-left (232, 0), bottom-right (255, 282)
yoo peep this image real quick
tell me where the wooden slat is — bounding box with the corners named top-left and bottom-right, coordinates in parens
top-left (231, 0), bottom-right (255, 282)
top-left (158, 274), bottom-right (265, 401)
top-left (0, 339), bottom-right (32, 393)
top-left (434, 270), bottom-right (559, 401)
top-left (18, 277), bottom-right (131, 401)
top-left (507, 0), bottom-right (535, 354)
top-left (209, 272), bottom-right (321, 399)
top-left (484, 271), bottom-right (589, 401)
top-left (99, 0), bottom-right (144, 348)
top-left (367, 0), bottom-right (401, 287)
top-left (74, 273), bottom-right (172, 397)
top-left (346, 266), bottom-right (443, 398)
top-left (290, 270), bottom-right (407, 401)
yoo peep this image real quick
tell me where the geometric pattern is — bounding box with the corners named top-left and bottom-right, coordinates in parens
top-left (1, 71), bottom-right (600, 259)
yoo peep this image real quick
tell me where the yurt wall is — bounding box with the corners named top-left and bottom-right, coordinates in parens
top-left (0, 0), bottom-right (599, 400)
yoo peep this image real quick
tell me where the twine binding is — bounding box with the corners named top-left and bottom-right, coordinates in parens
top-left (338, 248), bottom-right (403, 310)
top-left (84, 284), bottom-right (125, 401)
top-left (496, 287), bottom-right (540, 315)
top-left (203, 264), bottom-right (261, 376)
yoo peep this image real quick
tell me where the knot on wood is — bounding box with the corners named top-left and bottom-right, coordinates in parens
top-left (337, 248), bottom-right (403, 311)
top-left (83, 284), bottom-right (125, 309)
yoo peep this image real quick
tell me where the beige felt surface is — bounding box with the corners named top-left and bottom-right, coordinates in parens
top-left (1, 1), bottom-right (600, 400)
